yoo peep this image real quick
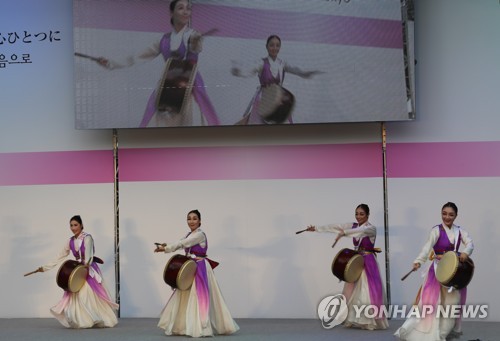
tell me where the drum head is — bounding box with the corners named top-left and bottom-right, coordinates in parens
top-left (436, 251), bottom-right (459, 284)
top-left (67, 265), bottom-right (88, 293)
top-left (176, 259), bottom-right (197, 291)
top-left (344, 254), bottom-right (364, 283)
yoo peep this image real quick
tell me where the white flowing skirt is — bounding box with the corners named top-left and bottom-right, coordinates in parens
top-left (158, 263), bottom-right (239, 337)
top-left (343, 270), bottom-right (389, 330)
top-left (394, 266), bottom-right (463, 341)
top-left (50, 280), bottom-right (118, 328)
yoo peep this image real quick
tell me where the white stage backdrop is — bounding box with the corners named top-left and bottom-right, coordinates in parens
top-left (119, 179), bottom-right (386, 318)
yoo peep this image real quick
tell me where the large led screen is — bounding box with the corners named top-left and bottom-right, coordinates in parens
top-left (73, 0), bottom-right (415, 128)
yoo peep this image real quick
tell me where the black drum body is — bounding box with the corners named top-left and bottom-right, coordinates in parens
top-left (331, 248), bottom-right (364, 283)
top-left (259, 84), bottom-right (295, 124)
top-left (156, 58), bottom-right (197, 114)
top-left (163, 254), bottom-right (197, 291)
top-left (56, 260), bottom-right (88, 293)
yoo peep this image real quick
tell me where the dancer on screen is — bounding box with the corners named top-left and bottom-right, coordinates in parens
top-left (154, 209), bottom-right (239, 337)
top-left (96, 0), bottom-right (220, 127)
top-left (305, 204), bottom-right (389, 330)
top-left (231, 34), bottom-right (322, 125)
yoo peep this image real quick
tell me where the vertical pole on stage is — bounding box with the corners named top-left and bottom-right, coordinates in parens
top-left (112, 128), bottom-right (120, 317)
top-left (381, 122), bottom-right (391, 308)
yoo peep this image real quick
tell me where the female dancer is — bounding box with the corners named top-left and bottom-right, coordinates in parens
top-left (99, 0), bottom-right (220, 127)
top-left (32, 215), bottom-right (118, 328)
top-left (395, 202), bottom-right (474, 340)
top-left (154, 209), bottom-right (239, 337)
top-left (306, 204), bottom-right (389, 330)
top-left (231, 34), bottom-right (321, 125)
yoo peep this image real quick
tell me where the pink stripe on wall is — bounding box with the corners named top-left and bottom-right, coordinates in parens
top-left (191, 5), bottom-right (402, 49)
top-left (0, 150), bottom-right (114, 186)
top-left (73, 0), bottom-right (171, 34)
top-left (386, 142), bottom-right (500, 178)
top-left (1, 142), bottom-right (499, 186)
top-left (73, 1), bottom-right (402, 49)
top-left (119, 144), bottom-right (383, 182)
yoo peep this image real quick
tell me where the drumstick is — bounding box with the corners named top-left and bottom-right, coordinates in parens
top-left (401, 268), bottom-right (415, 281)
top-left (331, 238), bottom-right (340, 249)
top-left (295, 229), bottom-right (308, 234)
top-left (74, 52), bottom-right (101, 62)
top-left (24, 268), bottom-right (41, 277)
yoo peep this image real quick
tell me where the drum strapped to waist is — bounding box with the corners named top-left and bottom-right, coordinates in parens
top-left (56, 260), bottom-right (88, 293)
top-left (259, 84), bottom-right (295, 124)
top-left (155, 58), bottom-right (198, 115)
top-left (163, 254), bottom-right (197, 291)
top-left (331, 248), bottom-right (364, 283)
top-left (435, 251), bottom-right (474, 290)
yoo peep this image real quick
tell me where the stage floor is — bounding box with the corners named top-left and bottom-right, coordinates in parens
top-left (0, 318), bottom-right (495, 340)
